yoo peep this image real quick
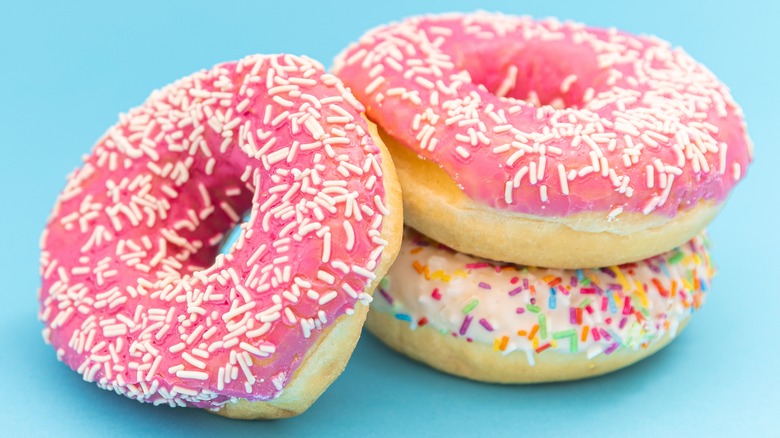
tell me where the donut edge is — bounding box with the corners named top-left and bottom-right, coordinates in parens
top-left (365, 309), bottom-right (690, 383)
top-left (211, 119), bottom-right (404, 419)
top-left (380, 128), bottom-right (723, 269)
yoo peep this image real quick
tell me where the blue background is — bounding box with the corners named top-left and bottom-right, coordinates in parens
top-left (1, 1), bottom-right (777, 436)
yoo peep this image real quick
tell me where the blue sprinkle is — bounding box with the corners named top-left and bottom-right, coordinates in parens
top-left (548, 295), bottom-right (557, 310)
top-left (608, 293), bottom-right (618, 314)
top-left (660, 262), bottom-right (671, 278)
top-left (395, 313), bottom-right (412, 322)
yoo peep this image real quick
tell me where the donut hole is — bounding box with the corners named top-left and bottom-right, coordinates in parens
top-left (455, 38), bottom-right (605, 109)
top-left (219, 212), bottom-right (251, 255)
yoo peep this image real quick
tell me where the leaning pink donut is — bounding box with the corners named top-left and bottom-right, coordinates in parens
top-left (333, 12), bottom-right (753, 268)
top-left (39, 54), bottom-right (402, 419)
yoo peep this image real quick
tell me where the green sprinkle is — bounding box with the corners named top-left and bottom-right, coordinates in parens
top-left (526, 304), bottom-right (541, 313)
top-left (538, 314), bottom-right (547, 340)
top-left (553, 329), bottom-right (577, 339)
top-left (462, 299), bottom-right (479, 314)
top-left (669, 252), bottom-right (684, 264)
top-left (580, 277), bottom-right (592, 286)
top-left (380, 276), bottom-right (389, 289)
top-left (553, 329), bottom-right (578, 352)
top-left (579, 298), bottom-right (592, 308)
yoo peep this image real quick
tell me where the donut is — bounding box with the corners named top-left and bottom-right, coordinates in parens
top-left (368, 227), bottom-right (712, 382)
top-left (333, 13), bottom-right (752, 268)
top-left (38, 54), bottom-right (402, 419)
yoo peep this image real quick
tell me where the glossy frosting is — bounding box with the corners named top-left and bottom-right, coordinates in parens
top-left (334, 13), bottom-right (752, 218)
top-left (373, 228), bottom-right (711, 362)
top-left (39, 54), bottom-right (390, 408)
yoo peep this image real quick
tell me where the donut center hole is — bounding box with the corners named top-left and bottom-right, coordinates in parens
top-left (219, 213), bottom-right (251, 256)
top-left (459, 39), bottom-right (602, 109)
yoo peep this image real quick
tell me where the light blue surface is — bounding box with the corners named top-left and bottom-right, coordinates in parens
top-left (1, 1), bottom-right (778, 436)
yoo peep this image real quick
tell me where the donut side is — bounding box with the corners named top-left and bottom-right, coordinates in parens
top-left (383, 129), bottom-right (721, 269)
top-left (214, 120), bottom-right (403, 418)
top-left (366, 311), bottom-right (688, 383)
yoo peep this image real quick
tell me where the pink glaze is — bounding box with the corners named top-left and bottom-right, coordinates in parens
top-left (39, 54), bottom-right (391, 409)
top-left (334, 13), bottom-right (752, 217)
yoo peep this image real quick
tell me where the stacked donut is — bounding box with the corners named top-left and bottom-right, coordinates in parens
top-left (333, 13), bottom-right (752, 382)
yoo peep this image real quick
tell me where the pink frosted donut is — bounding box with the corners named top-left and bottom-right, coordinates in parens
top-left (38, 54), bottom-right (402, 419)
top-left (334, 13), bottom-right (753, 268)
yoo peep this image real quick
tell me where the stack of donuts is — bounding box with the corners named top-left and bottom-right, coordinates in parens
top-left (38, 12), bottom-right (751, 419)
top-left (333, 12), bottom-right (752, 383)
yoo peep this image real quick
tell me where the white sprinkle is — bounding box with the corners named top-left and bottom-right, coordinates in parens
top-left (455, 146), bottom-right (470, 159)
top-left (557, 164), bottom-right (569, 195)
top-left (176, 370), bottom-right (209, 381)
top-left (318, 291), bottom-right (338, 305)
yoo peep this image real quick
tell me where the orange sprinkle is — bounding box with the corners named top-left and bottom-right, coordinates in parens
top-left (410, 247), bottom-right (423, 255)
top-left (517, 329), bottom-right (527, 336)
top-left (412, 261), bottom-right (426, 274)
top-left (499, 336), bottom-right (509, 351)
top-left (527, 324), bottom-right (539, 340)
top-left (581, 325), bottom-right (589, 342)
top-left (652, 278), bottom-right (669, 297)
top-left (693, 292), bottom-right (704, 309)
top-left (670, 280), bottom-right (678, 297)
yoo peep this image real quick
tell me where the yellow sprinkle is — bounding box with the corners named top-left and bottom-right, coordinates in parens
top-left (612, 291), bottom-right (623, 308)
top-left (611, 266), bottom-right (631, 291)
top-left (453, 269), bottom-right (469, 278)
top-left (634, 280), bottom-right (649, 308)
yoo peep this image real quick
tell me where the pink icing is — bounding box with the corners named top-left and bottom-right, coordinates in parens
top-left (39, 54), bottom-right (390, 408)
top-left (334, 13), bottom-right (752, 217)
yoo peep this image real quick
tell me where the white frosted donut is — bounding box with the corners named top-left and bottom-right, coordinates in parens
top-left (368, 228), bottom-right (712, 382)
